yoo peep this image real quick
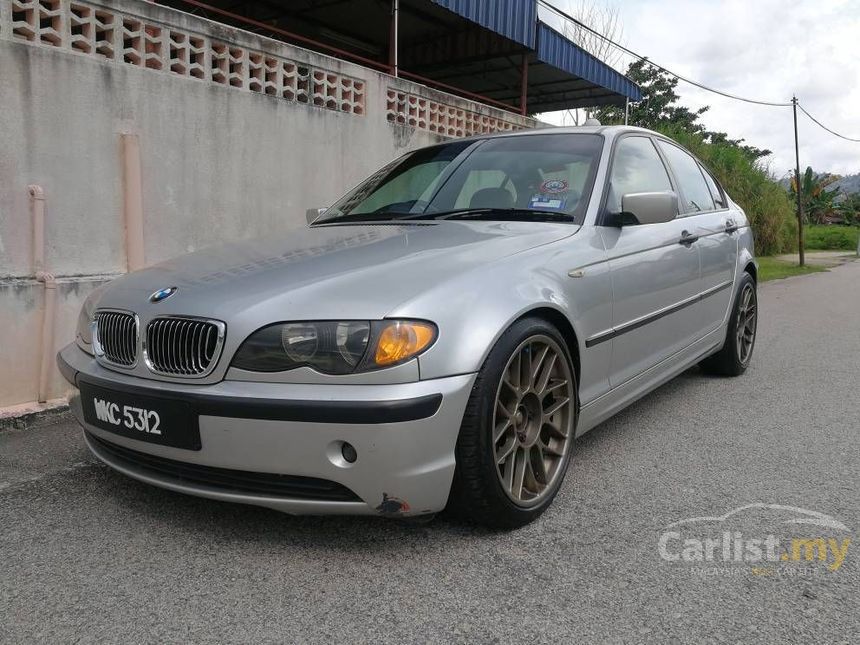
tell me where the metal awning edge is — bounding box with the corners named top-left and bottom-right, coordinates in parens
top-left (535, 20), bottom-right (641, 102)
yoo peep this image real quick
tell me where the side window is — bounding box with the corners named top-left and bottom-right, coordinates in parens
top-left (700, 165), bottom-right (727, 209)
top-left (454, 170), bottom-right (515, 209)
top-left (607, 136), bottom-right (673, 214)
top-left (657, 142), bottom-right (716, 214)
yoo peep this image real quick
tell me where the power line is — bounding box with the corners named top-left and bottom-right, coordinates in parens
top-left (538, 0), bottom-right (793, 107)
top-left (796, 103), bottom-right (860, 143)
top-left (539, 0), bottom-right (860, 146)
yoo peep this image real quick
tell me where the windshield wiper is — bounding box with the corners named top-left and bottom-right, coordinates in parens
top-left (314, 210), bottom-right (415, 224)
top-left (412, 208), bottom-right (574, 222)
top-left (318, 207), bottom-right (574, 225)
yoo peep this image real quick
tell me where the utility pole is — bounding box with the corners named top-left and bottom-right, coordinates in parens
top-left (519, 53), bottom-right (528, 116)
top-left (792, 96), bottom-right (805, 266)
top-left (389, 0), bottom-right (399, 77)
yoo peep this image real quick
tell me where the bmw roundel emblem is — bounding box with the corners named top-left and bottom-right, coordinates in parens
top-left (150, 287), bottom-right (177, 303)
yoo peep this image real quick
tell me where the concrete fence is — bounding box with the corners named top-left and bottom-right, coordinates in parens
top-left (0, 0), bottom-right (537, 409)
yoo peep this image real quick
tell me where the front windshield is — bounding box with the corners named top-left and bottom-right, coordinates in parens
top-left (319, 133), bottom-right (604, 223)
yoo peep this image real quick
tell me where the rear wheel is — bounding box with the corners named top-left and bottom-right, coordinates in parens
top-left (700, 272), bottom-right (758, 376)
top-left (447, 317), bottom-right (577, 528)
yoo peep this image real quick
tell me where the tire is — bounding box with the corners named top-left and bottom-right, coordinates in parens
top-left (447, 317), bottom-right (578, 529)
top-left (700, 271), bottom-right (758, 376)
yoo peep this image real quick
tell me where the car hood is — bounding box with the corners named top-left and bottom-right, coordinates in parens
top-left (96, 221), bottom-right (578, 322)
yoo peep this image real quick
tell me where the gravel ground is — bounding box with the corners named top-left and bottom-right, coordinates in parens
top-left (2, 262), bottom-right (858, 644)
top-left (775, 250), bottom-right (858, 267)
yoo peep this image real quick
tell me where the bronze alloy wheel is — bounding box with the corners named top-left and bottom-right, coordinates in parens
top-left (492, 335), bottom-right (575, 507)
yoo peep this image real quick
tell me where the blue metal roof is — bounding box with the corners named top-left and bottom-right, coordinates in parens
top-left (431, 0), bottom-right (537, 49)
top-left (428, 2), bottom-right (640, 108)
top-left (536, 21), bottom-right (641, 102)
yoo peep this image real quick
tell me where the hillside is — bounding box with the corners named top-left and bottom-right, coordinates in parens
top-left (827, 173), bottom-right (860, 195)
top-left (780, 172), bottom-right (860, 199)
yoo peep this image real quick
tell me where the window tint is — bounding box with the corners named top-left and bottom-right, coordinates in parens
top-left (700, 165), bottom-right (727, 208)
top-left (657, 142), bottom-right (715, 214)
top-left (330, 141), bottom-right (471, 216)
top-left (351, 162), bottom-right (449, 214)
top-left (607, 136), bottom-right (672, 213)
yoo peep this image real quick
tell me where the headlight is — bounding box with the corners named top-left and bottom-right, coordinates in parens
top-left (232, 320), bottom-right (436, 374)
top-left (75, 303), bottom-right (95, 355)
top-left (75, 282), bottom-right (111, 355)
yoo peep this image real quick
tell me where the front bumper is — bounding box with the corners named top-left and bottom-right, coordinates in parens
top-left (58, 343), bottom-right (475, 516)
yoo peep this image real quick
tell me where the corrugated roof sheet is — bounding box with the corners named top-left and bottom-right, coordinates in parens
top-left (536, 21), bottom-right (641, 102)
top-left (431, 0), bottom-right (537, 49)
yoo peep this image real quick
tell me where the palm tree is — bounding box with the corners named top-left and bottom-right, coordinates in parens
top-left (790, 167), bottom-right (840, 224)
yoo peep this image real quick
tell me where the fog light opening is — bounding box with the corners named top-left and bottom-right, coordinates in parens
top-left (341, 442), bottom-right (358, 464)
top-left (326, 440), bottom-right (358, 468)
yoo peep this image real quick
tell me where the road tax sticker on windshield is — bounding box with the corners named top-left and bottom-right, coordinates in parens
top-left (529, 194), bottom-right (566, 210)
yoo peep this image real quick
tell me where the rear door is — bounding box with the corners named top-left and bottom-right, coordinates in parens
top-left (599, 135), bottom-right (703, 387)
top-left (655, 140), bottom-right (738, 336)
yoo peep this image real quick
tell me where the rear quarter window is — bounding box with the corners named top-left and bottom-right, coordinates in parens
top-left (700, 165), bottom-right (727, 209)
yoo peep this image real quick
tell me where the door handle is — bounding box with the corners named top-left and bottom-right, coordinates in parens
top-left (725, 220), bottom-right (739, 234)
top-left (679, 230), bottom-right (699, 245)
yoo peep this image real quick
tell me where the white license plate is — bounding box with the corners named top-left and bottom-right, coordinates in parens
top-left (91, 398), bottom-right (162, 435)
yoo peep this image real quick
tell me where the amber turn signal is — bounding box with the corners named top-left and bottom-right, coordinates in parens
top-left (374, 321), bottom-right (436, 366)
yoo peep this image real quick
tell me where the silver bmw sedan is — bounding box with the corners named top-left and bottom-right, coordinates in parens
top-left (58, 125), bottom-right (758, 527)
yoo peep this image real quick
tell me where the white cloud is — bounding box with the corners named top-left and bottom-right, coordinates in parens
top-left (540, 0), bottom-right (860, 176)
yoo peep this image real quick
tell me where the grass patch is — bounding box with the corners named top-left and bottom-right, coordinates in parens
top-left (804, 225), bottom-right (860, 251)
top-left (758, 257), bottom-right (828, 282)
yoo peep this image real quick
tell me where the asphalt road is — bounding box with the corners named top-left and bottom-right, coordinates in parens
top-left (2, 262), bottom-right (859, 644)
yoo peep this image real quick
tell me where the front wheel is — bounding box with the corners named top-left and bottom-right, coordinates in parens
top-left (700, 272), bottom-right (758, 376)
top-left (447, 318), bottom-right (577, 529)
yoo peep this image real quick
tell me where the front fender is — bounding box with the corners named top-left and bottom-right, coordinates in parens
top-left (388, 237), bottom-right (611, 385)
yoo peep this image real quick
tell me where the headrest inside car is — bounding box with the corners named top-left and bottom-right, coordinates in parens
top-left (469, 187), bottom-right (514, 210)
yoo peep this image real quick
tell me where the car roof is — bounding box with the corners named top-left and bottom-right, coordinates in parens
top-left (450, 124), bottom-right (660, 145)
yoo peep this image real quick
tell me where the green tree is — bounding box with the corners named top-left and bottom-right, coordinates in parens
top-left (595, 59), bottom-right (708, 133)
top-left (836, 192), bottom-right (860, 225)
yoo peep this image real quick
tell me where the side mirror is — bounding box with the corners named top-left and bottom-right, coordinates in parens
top-left (611, 191), bottom-right (678, 226)
top-left (306, 207), bottom-right (328, 225)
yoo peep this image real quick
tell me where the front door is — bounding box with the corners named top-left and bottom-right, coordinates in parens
top-left (598, 135), bottom-right (702, 387)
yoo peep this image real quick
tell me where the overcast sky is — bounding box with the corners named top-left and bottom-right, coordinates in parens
top-left (539, 0), bottom-right (860, 178)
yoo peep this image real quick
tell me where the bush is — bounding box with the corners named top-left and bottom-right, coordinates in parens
top-left (657, 127), bottom-right (797, 256)
top-left (804, 225), bottom-right (860, 251)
